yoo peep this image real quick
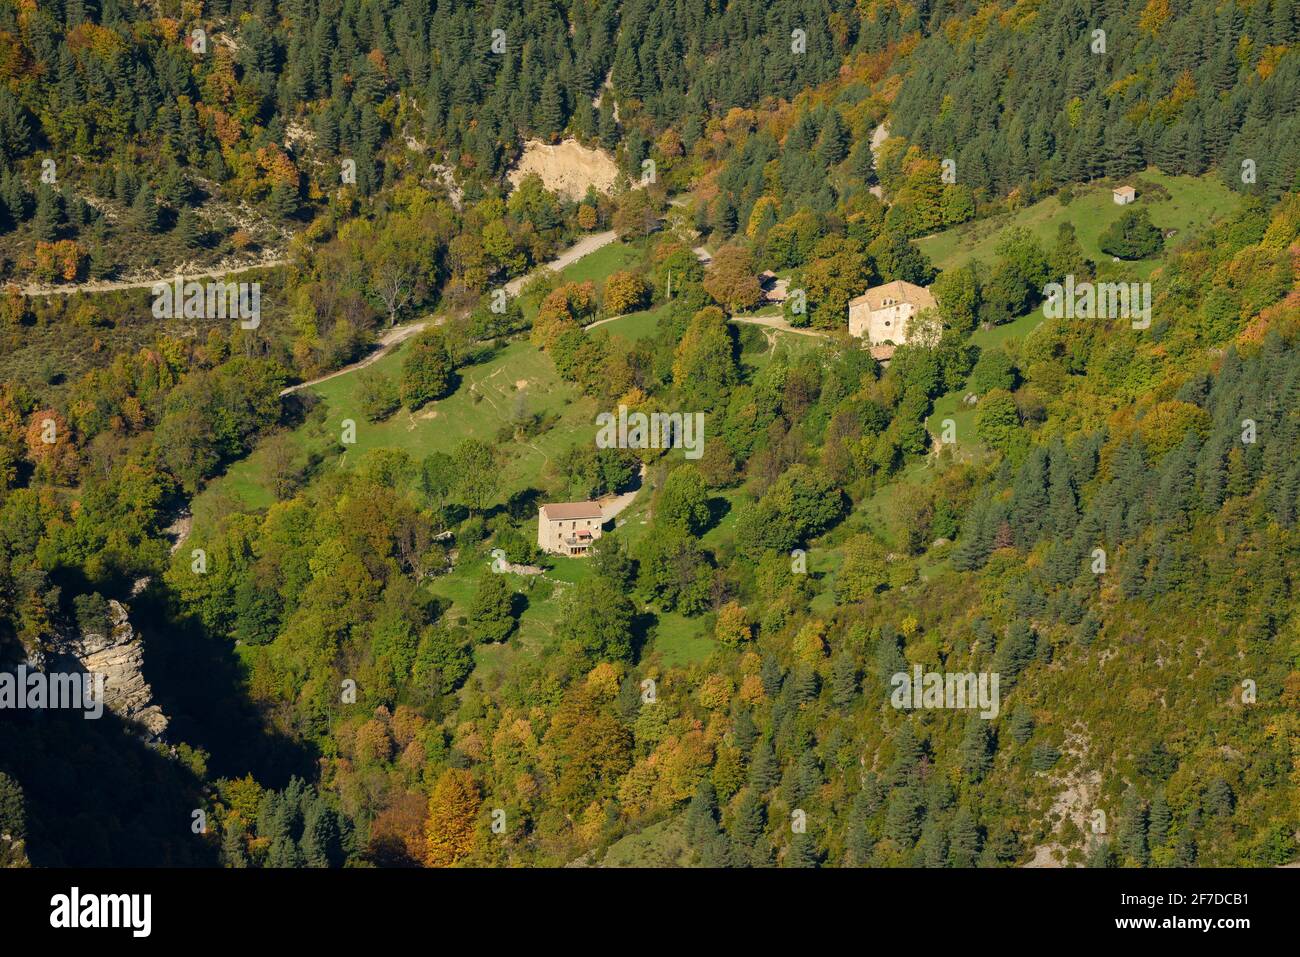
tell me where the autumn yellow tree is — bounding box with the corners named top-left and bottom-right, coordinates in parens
top-left (603, 270), bottom-right (649, 315)
top-left (424, 768), bottom-right (481, 867)
top-left (715, 601), bottom-right (751, 645)
top-left (703, 244), bottom-right (763, 313)
top-left (26, 409), bottom-right (78, 484)
top-left (792, 619), bottom-right (827, 666)
top-left (1138, 0), bottom-right (1171, 35)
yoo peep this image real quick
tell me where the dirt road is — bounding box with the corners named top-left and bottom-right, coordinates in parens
top-left (16, 256), bottom-right (288, 297)
top-left (504, 230), bottom-right (617, 295)
top-left (728, 314), bottom-right (829, 338)
top-left (598, 464), bottom-right (647, 523)
top-left (281, 229), bottom-right (622, 396)
top-left (281, 321), bottom-right (430, 396)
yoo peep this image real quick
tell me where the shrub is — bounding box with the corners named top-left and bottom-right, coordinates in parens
top-left (603, 270), bottom-right (649, 315)
top-left (1099, 208), bottom-right (1164, 260)
top-left (357, 369), bottom-right (400, 421)
top-left (400, 329), bottom-right (454, 410)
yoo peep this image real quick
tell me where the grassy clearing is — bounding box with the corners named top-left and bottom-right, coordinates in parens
top-left (917, 170), bottom-right (1240, 279)
top-left (909, 170), bottom-right (1240, 474)
top-left (520, 239), bottom-right (649, 323)
top-left (737, 325), bottom-right (827, 372)
top-left (193, 337), bottom-right (598, 526)
top-left (925, 389), bottom-right (984, 460)
top-left (968, 308), bottom-right (1046, 352)
top-left (645, 611), bottom-right (714, 668)
top-left (598, 814), bottom-right (693, 867)
top-left (559, 239), bottom-right (646, 286)
top-left (190, 258), bottom-right (816, 674)
top-left (590, 305), bottom-right (667, 344)
top-left (854, 460), bottom-right (932, 548)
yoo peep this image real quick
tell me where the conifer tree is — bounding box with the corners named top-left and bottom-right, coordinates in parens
top-left (468, 569), bottom-right (515, 644)
top-left (130, 184), bottom-right (159, 233)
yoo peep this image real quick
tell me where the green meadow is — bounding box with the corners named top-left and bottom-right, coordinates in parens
top-left (189, 223), bottom-right (857, 680)
top-left (192, 338), bottom-right (599, 528)
top-left (917, 170), bottom-right (1240, 280)
top-left (914, 169), bottom-right (1242, 469)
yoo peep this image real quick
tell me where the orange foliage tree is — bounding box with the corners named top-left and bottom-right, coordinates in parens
top-left (424, 769), bottom-right (481, 867)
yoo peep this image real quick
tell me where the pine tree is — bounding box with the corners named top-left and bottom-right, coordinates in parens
top-left (815, 110), bottom-right (849, 167)
top-left (113, 166), bottom-right (133, 205)
top-left (89, 243), bottom-right (115, 280)
top-left (993, 621), bottom-right (1036, 681)
top-left (468, 570), bottom-right (515, 643)
top-left (597, 96), bottom-right (618, 148)
top-left (947, 808), bottom-right (981, 867)
top-left (958, 718), bottom-right (994, 783)
top-left (175, 205), bottom-right (203, 248)
top-left (685, 779), bottom-right (720, 847)
top-left (1148, 792), bottom-right (1172, 848)
top-left (889, 724), bottom-right (924, 787)
top-left (786, 830), bottom-right (819, 868)
top-left (1204, 777), bottom-right (1235, 817)
top-left (749, 737), bottom-right (780, 793)
top-left (32, 186), bottom-right (62, 241)
top-left (266, 834), bottom-right (303, 868)
top-left (919, 818), bottom-right (948, 867)
top-left (1117, 788), bottom-right (1149, 865)
top-left (732, 707), bottom-right (758, 756)
top-left (1007, 707), bottom-right (1034, 745)
top-left (793, 749), bottom-right (823, 805)
top-left (728, 788), bottom-right (768, 864)
top-left (831, 652), bottom-right (858, 709)
top-left (846, 789), bottom-right (877, 866)
top-left (267, 183), bottom-right (300, 221)
top-left (884, 783), bottom-right (925, 848)
top-left (300, 800), bottom-right (339, 867)
top-left (221, 822), bottom-right (248, 867)
top-left (130, 184), bottom-right (159, 233)
top-left (1104, 118), bottom-right (1144, 178)
top-left (537, 75), bottom-right (565, 137)
top-left (1087, 839), bottom-right (1116, 868)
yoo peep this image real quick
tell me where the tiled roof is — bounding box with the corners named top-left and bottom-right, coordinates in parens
top-left (848, 280), bottom-right (938, 312)
top-left (540, 502), bottom-right (603, 521)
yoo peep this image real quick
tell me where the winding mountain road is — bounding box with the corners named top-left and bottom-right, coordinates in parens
top-left (15, 256), bottom-right (288, 297)
top-left (280, 229), bottom-right (620, 397)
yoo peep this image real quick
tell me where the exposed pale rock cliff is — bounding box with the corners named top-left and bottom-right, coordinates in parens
top-left (60, 600), bottom-right (168, 740)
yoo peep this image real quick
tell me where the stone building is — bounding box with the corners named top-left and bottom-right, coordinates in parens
top-left (537, 502), bottom-right (604, 556)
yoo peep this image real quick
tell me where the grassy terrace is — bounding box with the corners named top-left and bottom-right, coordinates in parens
top-left (918, 170), bottom-right (1243, 465)
top-left (195, 241), bottom-right (823, 679)
top-left (186, 172), bottom-right (1246, 666)
top-left (192, 337), bottom-right (597, 522)
top-left (917, 170), bottom-right (1240, 279)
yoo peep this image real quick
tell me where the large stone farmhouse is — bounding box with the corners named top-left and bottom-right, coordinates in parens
top-left (847, 280), bottom-right (938, 359)
top-left (537, 502), bottom-right (604, 556)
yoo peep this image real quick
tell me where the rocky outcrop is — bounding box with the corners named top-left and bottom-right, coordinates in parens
top-left (60, 600), bottom-right (168, 741)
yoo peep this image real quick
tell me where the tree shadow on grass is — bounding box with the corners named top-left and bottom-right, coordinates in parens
top-left (705, 495), bottom-right (732, 533)
top-left (631, 610), bottom-right (658, 664)
top-left (510, 590), bottom-right (530, 620)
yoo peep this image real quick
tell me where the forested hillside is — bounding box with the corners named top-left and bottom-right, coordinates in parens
top-left (0, 0), bottom-right (1296, 869)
